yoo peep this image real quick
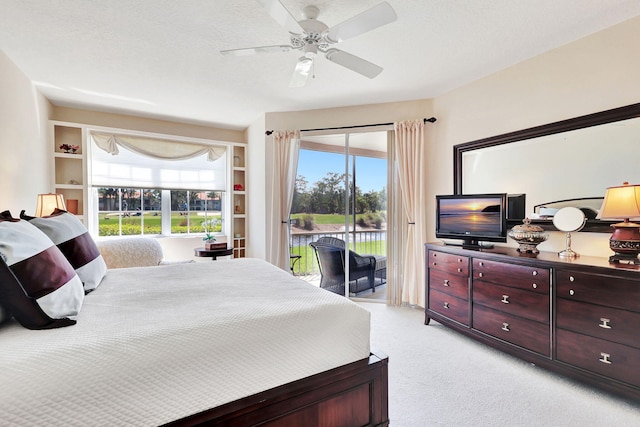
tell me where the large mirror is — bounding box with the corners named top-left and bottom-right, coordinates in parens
top-left (454, 103), bottom-right (640, 232)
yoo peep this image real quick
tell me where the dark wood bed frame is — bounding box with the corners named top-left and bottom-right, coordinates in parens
top-left (164, 351), bottom-right (389, 427)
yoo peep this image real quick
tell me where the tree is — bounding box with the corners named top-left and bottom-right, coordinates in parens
top-left (292, 176), bottom-right (311, 214)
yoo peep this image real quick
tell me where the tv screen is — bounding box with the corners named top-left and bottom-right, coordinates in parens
top-left (436, 193), bottom-right (507, 247)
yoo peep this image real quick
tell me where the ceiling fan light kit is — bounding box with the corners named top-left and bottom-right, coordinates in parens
top-left (221, 0), bottom-right (397, 87)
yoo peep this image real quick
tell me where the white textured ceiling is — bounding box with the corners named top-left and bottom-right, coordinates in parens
top-left (1, 0), bottom-right (639, 130)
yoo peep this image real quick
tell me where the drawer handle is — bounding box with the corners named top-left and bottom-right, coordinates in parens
top-left (443, 302), bottom-right (450, 309)
top-left (532, 283), bottom-right (538, 289)
top-left (569, 276), bottom-right (575, 282)
top-left (532, 271), bottom-right (538, 276)
top-left (501, 323), bottom-right (510, 332)
top-left (479, 261), bottom-right (484, 266)
top-left (569, 289), bottom-right (575, 296)
top-left (599, 352), bottom-right (612, 365)
top-left (443, 279), bottom-right (450, 287)
top-left (457, 258), bottom-right (462, 263)
top-left (478, 272), bottom-right (484, 278)
top-left (599, 318), bottom-right (612, 329)
top-left (432, 262), bottom-right (437, 267)
top-left (501, 295), bottom-right (510, 304)
top-left (457, 268), bottom-right (463, 273)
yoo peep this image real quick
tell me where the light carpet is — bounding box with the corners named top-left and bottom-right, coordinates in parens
top-left (359, 302), bottom-right (640, 427)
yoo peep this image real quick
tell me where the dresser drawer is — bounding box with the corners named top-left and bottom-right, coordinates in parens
top-left (473, 304), bottom-right (550, 356)
top-left (472, 259), bottom-right (549, 294)
top-left (557, 329), bottom-right (640, 387)
top-left (473, 280), bottom-right (549, 324)
top-left (556, 270), bottom-right (640, 312)
top-left (429, 268), bottom-right (469, 300)
top-left (556, 298), bottom-right (640, 349)
top-left (428, 250), bottom-right (468, 276)
top-left (429, 289), bottom-right (469, 325)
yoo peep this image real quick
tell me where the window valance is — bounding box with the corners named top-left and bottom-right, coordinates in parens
top-left (90, 132), bottom-right (227, 191)
top-left (91, 132), bottom-right (226, 161)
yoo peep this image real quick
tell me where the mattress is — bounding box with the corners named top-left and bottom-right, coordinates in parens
top-left (0, 258), bottom-right (371, 426)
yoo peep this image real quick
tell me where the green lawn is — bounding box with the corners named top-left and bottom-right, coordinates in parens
top-left (98, 212), bottom-right (221, 236)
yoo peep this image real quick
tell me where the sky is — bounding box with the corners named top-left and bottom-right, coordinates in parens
top-left (296, 149), bottom-right (387, 193)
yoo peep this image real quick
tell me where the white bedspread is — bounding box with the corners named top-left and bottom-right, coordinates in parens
top-left (0, 258), bottom-right (371, 426)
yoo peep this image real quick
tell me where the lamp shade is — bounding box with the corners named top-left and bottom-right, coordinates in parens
top-left (35, 193), bottom-right (66, 217)
top-left (598, 183), bottom-right (640, 220)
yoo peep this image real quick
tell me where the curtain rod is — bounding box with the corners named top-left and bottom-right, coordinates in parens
top-left (265, 116), bottom-right (436, 136)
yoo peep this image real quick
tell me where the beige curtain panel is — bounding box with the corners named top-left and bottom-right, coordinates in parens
top-left (92, 132), bottom-right (226, 161)
top-left (394, 119), bottom-right (427, 307)
top-left (267, 130), bottom-right (300, 271)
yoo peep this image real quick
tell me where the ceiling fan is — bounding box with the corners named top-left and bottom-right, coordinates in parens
top-left (221, 0), bottom-right (397, 87)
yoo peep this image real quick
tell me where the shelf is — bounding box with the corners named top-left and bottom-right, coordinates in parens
top-left (52, 122), bottom-right (85, 223)
top-left (54, 152), bottom-right (83, 159)
top-left (55, 184), bottom-right (84, 190)
top-left (231, 145), bottom-right (247, 258)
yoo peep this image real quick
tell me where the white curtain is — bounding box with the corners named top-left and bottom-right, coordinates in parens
top-left (393, 120), bottom-right (427, 307)
top-left (267, 130), bottom-right (300, 271)
top-left (90, 132), bottom-right (227, 190)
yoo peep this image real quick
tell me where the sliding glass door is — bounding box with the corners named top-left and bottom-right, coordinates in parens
top-left (291, 131), bottom-right (387, 300)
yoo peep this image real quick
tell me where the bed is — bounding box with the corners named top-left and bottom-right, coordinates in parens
top-left (0, 212), bottom-right (388, 426)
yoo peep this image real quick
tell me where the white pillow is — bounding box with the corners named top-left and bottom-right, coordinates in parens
top-left (0, 211), bottom-right (84, 329)
top-left (22, 209), bottom-right (107, 292)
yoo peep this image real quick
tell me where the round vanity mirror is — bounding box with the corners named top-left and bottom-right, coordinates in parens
top-left (553, 207), bottom-right (586, 258)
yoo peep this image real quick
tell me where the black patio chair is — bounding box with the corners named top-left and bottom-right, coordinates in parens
top-left (316, 236), bottom-right (386, 287)
top-left (309, 241), bottom-right (376, 295)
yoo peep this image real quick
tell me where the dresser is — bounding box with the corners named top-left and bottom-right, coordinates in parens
top-left (425, 243), bottom-right (640, 401)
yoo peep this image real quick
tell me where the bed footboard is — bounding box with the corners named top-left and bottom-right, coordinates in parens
top-left (165, 350), bottom-right (389, 427)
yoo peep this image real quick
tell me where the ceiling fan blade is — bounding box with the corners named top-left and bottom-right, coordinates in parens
top-left (220, 45), bottom-right (293, 56)
top-left (255, 0), bottom-right (305, 34)
top-left (324, 49), bottom-right (383, 79)
top-left (326, 1), bottom-right (397, 43)
top-left (289, 57), bottom-right (313, 87)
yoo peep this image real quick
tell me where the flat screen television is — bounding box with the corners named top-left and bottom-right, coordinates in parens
top-left (435, 193), bottom-right (508, 248)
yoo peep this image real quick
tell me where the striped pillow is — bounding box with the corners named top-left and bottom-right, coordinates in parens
top-left (21, 209), bottom-right (107, 292)
top-left (0, 212), bottom-right (84, 329)
top-left (0, 303), bottom-right (9, 325)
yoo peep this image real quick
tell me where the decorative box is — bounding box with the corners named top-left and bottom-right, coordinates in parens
top-left (205, 242), bottom-right (227, 250)
top-left (508, 218), bottom-right (548, 254)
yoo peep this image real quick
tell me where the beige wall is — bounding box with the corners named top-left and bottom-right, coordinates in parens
top-left (431, 15), bottom-right (640, 257)
top-left (0, 50), bottom-right (52, 215)
top-left (52, 106), bottom-right (246, 143)
top-left (247, 113), bottom-right (267, 258)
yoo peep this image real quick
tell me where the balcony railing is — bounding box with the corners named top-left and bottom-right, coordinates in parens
top-left (290, 230), bottom-right (387, 276)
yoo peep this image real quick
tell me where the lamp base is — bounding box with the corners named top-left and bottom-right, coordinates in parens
top-left (609, 252), bottom-right (640, 265)
top-left (608, 222), bottom-right (640, 264)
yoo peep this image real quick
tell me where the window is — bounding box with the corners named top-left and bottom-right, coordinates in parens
top-left (97, 187), bottom-right (162, 236)
top-left (169, 190), bottom-right (224, 235)
top-left (89, 132), bottom-right (229, 237)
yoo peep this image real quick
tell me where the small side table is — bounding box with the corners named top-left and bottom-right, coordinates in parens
top-left (194, 247), bottom-right (234, 260)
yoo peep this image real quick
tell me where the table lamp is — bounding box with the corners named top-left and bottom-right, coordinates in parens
top-left (35, 193), bottom-right (66, 217)
top-left (598, 182), bottom-right (640, 264)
